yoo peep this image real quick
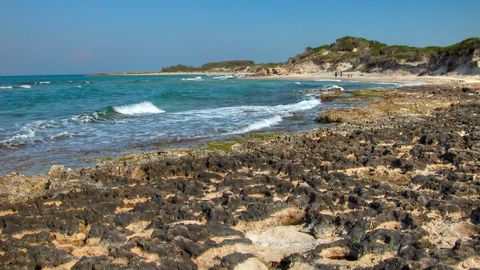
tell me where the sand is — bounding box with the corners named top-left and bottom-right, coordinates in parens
top-left (260, 71), bottom-right (480, 85)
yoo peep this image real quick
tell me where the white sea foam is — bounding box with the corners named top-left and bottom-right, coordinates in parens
top-left (19, 84), bottom-right (32, 89)
top-left (113, 101), bottom-right (165, 115)
top-left (400, 81), bottom-right (425, 87)
top-left (70, 112), bottom-right (101, 123)
top-left (181, 76), bottom-right (203, 81)
top-left (295, 82), bottom-right (302, 85)
top-left (212, 75), bottom-right (234, 80)
top-left (0, 86), bottom-right (13, 89)
top-left (377, 82), bottom-right (400, 85)
top-left (315, 79), bottom-right (342, 82)
top-left (325, 85), bottom-right (344, 91)
top-left (240, 116), bottom-right (283, 133)
top-left (49, 131), bottom-right (75, 140)
top-left (38, 81), bottom-right (51, 84)
top-left (1, 128), bottom-right (36, 146)
top-left (274, 99), bottom-right (321, 112)
top-left (197, 98), bottom-right (321, 133)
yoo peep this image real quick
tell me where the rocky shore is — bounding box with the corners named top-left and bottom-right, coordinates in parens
top-left (0, 84), bottom-right (479, 269)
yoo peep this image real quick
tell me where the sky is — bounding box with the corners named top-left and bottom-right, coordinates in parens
top-left (1, 0), bottom-right (479, 76)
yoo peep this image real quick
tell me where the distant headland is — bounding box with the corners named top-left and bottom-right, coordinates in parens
top-left (96, 36), bottom-right (480, 77)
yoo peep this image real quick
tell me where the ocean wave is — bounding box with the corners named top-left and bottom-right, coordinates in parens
top-left (49, 131), bottom-right (76, 140)
top-left (187, 98), bottom-right (321, 118)
top-left (113, 101), bottom-right (165, 115)
top-left (1, 128), bottom-right (36, 147)
top-left (212, 75), bottom-right (234, 80)
top-left (240, 99), bottom-right (320, 132)
top-left (239, 116), bottom-right (283, 133)
top-left (36, 81), bottom-right (51, 84)
top-left (183, 98), bottom-right (320, 134)
top-left (70, 112), bottom-right (105, 124)
top-left (181, 76), bottom-right (203, 81)
top-left (25, 120), bottom-right (61, 130)
top-left (19, 84), bottom-right (32, 89)
top-left (0, 86), bottom-right (13, 89)
top-left (325, 85), bottom-right (344, 91)
top-left (273, 99), bottom-right (321, 112)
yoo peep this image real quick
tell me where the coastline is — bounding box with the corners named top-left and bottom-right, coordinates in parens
top-left (94, 70), bottom-right (480, 85)
top-left (258, 71), bottom-right (480, 85)
top-left (91, 71), bottom-right (252, 76)
top-left (1, 80), bottom-right (479, 268)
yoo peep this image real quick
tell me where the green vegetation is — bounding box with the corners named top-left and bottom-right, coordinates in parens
top-left (245, 132), bottom-right (282, 139)
top-left (200, 60), bottom-right (254, 69)
top-left (161, 36), bottom-right (480, 74)
top-left (203, 141), bottom-right (238, 152)
top-left (289, 36), bottom-right (480, 70)
top-left (161, 60), bottom-right (255, 72)
top-left (315, 109), bottom-right (353, 123)
top-left (352, 89), bottom-right (385, 99)
top-left (258, 62), bottom-right (284, 68)
top-left (161, 64), bottom-right (196, 72)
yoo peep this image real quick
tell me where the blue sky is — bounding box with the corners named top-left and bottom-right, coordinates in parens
top-left (1, 0), bottom-right (479, 75)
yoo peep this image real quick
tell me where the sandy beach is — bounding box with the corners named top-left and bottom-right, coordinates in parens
top-left (102, 70), bottom-right (480, 85)
top-left (260, 71), bottom-right (480, 85)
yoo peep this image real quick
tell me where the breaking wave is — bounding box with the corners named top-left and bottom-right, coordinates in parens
top-left (181, 76), bottom-right (203, 81)
top-left (113, 101), bottom-right (165, 115)
top-left (224, 98), bottom-right (321, 133)
top-left (212, 75), bottom-right (234, 80)
top-left (325, 85), bottom-right (345, 91)
top-left (1, 128), bottom-right (36, 147)
top-left (239, 116), bottom-right (283, 133)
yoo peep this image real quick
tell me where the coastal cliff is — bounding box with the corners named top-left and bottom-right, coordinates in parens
top-left (152, 37), bottom-right (480, 77)
top-left (276, 37), bottom-right (480, 76)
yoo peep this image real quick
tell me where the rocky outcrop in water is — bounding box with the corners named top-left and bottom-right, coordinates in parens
top-left (0, 85), bottom-right (479, 269)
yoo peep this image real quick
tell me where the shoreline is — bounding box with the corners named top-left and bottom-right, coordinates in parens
top-left (91, 71), bottom-right (251, 76)
top-left (94, 70), bottom-right (480, 85)
top-left (257, 71), bottom-right (480, 85)
top-left (0, 82), bottom-right (479, 268)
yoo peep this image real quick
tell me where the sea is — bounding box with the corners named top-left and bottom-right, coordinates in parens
top-left (0, 74), bottom-right (400, 175)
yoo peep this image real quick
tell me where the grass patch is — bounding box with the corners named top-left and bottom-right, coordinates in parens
top-left (199, 132), bottom-right (284, 152)
top-left (352, 89), bottom-right (385, 99)
top-left (246, 132), bottom-right (282, 139)
top-left (315, 109), bottom-right (364, 123)
top-left (202, 141), bottom-right (238, 152)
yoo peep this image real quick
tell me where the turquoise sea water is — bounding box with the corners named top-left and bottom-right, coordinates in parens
top-left (0, 74), bottom-right (397, 174)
